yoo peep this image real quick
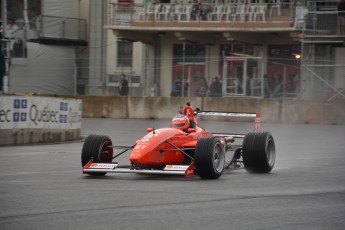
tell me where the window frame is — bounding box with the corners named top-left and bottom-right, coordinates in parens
top-left (116, 40), bottom-right (133, 68)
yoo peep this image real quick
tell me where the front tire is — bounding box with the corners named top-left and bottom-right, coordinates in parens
top-left (242, 132), bottom-right (276, 173)
top-left (195, 137), bottom-right (225, 179)
top-left (81, 135), bottom-right (113, 176)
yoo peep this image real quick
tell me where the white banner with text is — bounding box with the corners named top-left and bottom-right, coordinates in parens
top-left (0, 96), bottom-right (82, 130)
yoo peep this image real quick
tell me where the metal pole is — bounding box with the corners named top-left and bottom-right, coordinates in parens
top-left (1, 0), bottom-right (7, 37)
top-left (207, 45), bottom-right (210, 97)
top-left (300, 9), bottom-right (306, 100)
top-left (222, 56), bottom-right (227, 96)
top-left (23, 0), bottom-right (29, 56)
top-left (182, 42), bottom-right (185, 97)
top-left (1, 0), bottom-right (9, 93)
top-left (243, 58), bottom-right (247, 96)
top-left (260, 55), bottom-right (264, 97)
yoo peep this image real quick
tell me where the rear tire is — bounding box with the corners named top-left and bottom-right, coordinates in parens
top-left (81, 135), bottom-right (113, 176)
top-left (195, 137), bottom-right (225, 179)
top-left (242, 132), bottom-right (275, 173)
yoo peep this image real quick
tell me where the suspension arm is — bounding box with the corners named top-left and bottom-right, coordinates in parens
top-left (112, 144), bottom-right (136, 159)
top-left (165, 140), bottom-right (195, 161)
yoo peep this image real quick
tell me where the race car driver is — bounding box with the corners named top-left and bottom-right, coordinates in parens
top-left (171, 114), bottom-right (191, 132)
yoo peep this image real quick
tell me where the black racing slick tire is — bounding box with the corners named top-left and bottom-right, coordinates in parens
top-left (242, 132), bottom-right (276, 173)
top-left (195, 137), bottom-right (225, 179)
top-left (81, 135), bottom-right (113, 176)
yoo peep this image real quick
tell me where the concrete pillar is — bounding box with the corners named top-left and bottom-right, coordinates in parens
top-left (87, 0), bottom-right (107, 95)
top-left (301, 43), bottom-right (315, 100)
top-left (335, 47), bottom-right (345, 89)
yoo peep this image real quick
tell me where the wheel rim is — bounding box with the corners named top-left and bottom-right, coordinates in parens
top-left (266, 138), bottom-right (275, 167)
top-left (98, 140), bottom-right (112, 162)
top-left (213, 142), bottom-right (225, 173)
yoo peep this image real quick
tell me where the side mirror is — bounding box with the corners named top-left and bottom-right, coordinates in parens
top-left (147, 128), bottom-right (154, 132)
top-left (187, 128), bottom-right (196, 133)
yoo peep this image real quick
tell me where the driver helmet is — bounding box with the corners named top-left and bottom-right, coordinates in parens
top-left (171, 114), bottom-right (190, 130)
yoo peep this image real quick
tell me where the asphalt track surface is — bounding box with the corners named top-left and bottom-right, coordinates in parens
top-left (1, 118), bottom-right (345, 230)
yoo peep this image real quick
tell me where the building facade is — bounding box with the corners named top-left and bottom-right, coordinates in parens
top-left (1, 0), bottom-right (87, 95)
top-left (105, 0), bottom-right (345, 101)
top-left (1, 0), bottom-right (344, 101)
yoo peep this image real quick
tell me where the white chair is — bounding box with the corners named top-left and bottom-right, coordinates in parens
top-left (164, 5), bottom-right (173, 21)
top-left (208, 5), bottom-right (224, 21)
top-left (211, 0), bottom-right (224, 4)
top-left (253, 4), bottom-right (267, 21)
top-left (233, 4), bottom-right (254, 21)
top-left (156, 4), bottom-right (172, 21)
top-left (179, 4), bottom-right (192, 21)
top-left (247, 5), bottom-right (256, 21)
top-left (269, 0), bottom-right (281, 16)
top-left (219, 4), bottom-right (233, 21)
top-left (139, 3), bottom-right (153, 21)
top-left (219, 5), bottom-right (229, 21)
top-left (147, 4), bottom-right (158, 21)
top-left (232, 4), bottom-right (247, 21)
top-left (169, 4), bottom-right (182, 21)
top-left (154, 4), bottom-right (163, 21)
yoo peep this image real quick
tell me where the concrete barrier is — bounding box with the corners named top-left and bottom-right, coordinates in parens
top-left (0, 96), bottom-right (82, 146)
top-left (281, 100), bottom-right (345, 124)
top-left (70, 95), bottom-right (127, 118)
top-left (75, 96), bottom-right (345, 124)
top-left (0, 129), bottom-right (81, 146)
top-left (1, 95), bottom-right (343, 146)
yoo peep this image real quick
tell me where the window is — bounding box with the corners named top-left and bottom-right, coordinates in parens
top-left (172, 44), bottom-right (206, 97)
top-left (173, 44), bottom-right (205, 64)
top-left (117, 40), bottom-right (133, 68)
top-left (108, 73), bottom-right (140, 87)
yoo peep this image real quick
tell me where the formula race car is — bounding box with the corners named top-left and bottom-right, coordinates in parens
top-left (81, 103), bottom-right (276, 179)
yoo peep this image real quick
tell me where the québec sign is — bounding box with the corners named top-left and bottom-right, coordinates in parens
top-left (0, 96), bottom-right (82, 130)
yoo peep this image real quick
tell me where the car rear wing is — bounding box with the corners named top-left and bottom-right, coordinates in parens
top-left (197, 111), bottom-right (261, 133)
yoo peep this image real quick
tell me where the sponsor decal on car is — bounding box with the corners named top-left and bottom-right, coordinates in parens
top-left (164, 165), bottom-right (189, 171)
top-left (89, 163), bottom-right (118, 169)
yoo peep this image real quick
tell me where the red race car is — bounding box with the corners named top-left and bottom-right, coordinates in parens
top-left (81, 103), bottom-right (276, 179)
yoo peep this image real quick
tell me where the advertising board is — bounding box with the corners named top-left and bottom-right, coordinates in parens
top-left (0, 96), bottom-right (82, 130)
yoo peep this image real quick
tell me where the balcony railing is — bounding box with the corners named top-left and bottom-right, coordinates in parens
top-left (6, 15), bottom-right (87, 41)
top-left (4, 15), bottom-right (87, 58)
top-left (34, 15), bottom-right (87, 41)
top-left (108, 2), bottom-right (296, 29)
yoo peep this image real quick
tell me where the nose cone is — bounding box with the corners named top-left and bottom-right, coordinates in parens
top-left (129, 128), bottom-right (185, 167)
